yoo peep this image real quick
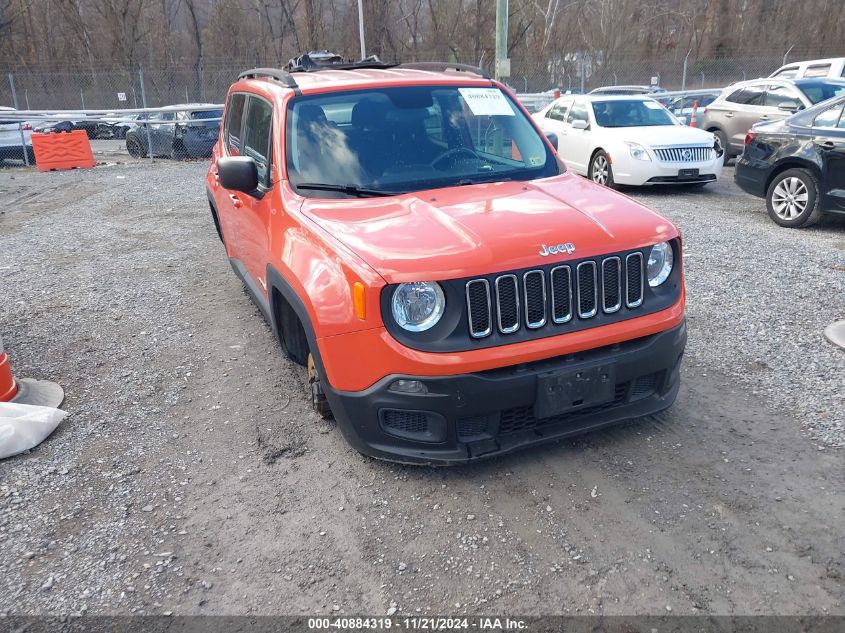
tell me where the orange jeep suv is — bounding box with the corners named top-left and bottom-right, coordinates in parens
top-left (206, 53), bottom-right (686, 465)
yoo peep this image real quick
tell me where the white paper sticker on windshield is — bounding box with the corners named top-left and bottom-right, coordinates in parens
top-left (643, 100), bottom-right (663, 109)
top-left (459, 88), bottom-right (515, 116)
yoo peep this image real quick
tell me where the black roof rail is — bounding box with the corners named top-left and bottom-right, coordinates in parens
top-left (238, 68), bottom-right (300, 91)
top-left (398, 62), bottom-right (490, 79)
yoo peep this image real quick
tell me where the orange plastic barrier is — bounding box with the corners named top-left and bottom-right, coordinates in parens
top-left (31, 130), bottom-right (96, 172)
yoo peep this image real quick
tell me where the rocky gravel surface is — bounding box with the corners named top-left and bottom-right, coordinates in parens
top-left (0, 160), bottom-right (842, 617)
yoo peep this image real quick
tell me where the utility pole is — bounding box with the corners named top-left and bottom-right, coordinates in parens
top-left (495, 0), bottom-right (510, 81)
top-left (357, 0), bottom-right (367, 59)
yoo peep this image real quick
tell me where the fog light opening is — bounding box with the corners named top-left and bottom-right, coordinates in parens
top-left (389, 379), bottom-right (428, 394)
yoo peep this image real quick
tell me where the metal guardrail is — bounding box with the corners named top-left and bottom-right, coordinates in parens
top-left (1, 104), bottom-right (224, 166)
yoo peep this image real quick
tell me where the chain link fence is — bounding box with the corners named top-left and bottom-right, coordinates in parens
top-left (0, 50), bottom-right (812, 112)
top-left (0, 49), bottom-right (829, 165)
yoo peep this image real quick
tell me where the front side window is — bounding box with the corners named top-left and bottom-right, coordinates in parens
top-left (766, 85), bottom-right (802, 108)
top-left (286, 85), bottom-right (558, 197)
top-left (567, 102), bottom-right (589, 124)
top-left (243, 97), bottom-right (273, 187)
top-left (813, 103), bottom-right (844, 128)
top-left (591, 99), bottom-right (675, 127)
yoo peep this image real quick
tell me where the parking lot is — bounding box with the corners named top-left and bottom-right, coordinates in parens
top-left (0, 154), bottom-right (843, 616)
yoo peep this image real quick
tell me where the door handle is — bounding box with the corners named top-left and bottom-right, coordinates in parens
top-left (816, 140), bottom-right (836, 149)
top-left (229, 193), bottom-right (243, 209)
top-left (725, 112), bottom-right (734, 118)
top-left (760, 114), bottom-right (769, 120)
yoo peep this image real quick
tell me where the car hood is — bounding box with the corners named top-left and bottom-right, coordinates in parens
top-left (609, 125), bottom-right (714, 147)
top-left (300, 172), bottom-right (678, 283)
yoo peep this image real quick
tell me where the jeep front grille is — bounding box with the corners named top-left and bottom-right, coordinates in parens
top-left (654, 146), bottom-right (713, 162)
top-left (464, 252), bottom-right (646, 339)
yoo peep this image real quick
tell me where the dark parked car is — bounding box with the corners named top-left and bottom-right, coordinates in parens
top-left (35, 113), bottom-right (102, 138)
top-left (125, 104), bottom-right (222, 159)
top-left (735, 94), bottom-right (845, 227)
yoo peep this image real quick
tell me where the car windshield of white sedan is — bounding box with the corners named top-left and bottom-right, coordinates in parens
top-left (286, 86), bottom-right (558, 197)
top-left (591, 100), bottom-right (676, 128)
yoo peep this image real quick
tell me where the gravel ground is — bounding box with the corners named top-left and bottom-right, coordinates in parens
top-left (0, 159), bottom-right (842, 617)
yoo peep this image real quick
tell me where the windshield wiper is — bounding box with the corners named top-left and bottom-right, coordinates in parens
top-left (295, 182), bottom-right (399, 197)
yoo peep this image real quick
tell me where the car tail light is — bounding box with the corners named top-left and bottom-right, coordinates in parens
top-left (744, 132), bottom-right (756, 145)
top-left (22, 122), bottom-right (32, 131)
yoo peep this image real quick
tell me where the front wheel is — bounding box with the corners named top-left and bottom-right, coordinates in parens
top-left (766, 168), bottom-right (822, 228)
top-left (126, 136), bottom-right (145, 158)
top-left (712, 130), bottom-right (730, 166)
top-left (589, 150), bottom-right (615, 188)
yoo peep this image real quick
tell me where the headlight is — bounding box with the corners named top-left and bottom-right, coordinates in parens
top-left (647, 242), bottom-right (674, 287)
top-left (626, 142), bottom-right (651, 161)
top-left (391, 282), bottom-right (446, 332)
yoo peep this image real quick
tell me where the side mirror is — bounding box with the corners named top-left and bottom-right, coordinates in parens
top-left (545, 132), bottom-right (559, 149)
top-left (778, 100), bottom-right (800, 113)
top-left (218, 156), bottom-right (261, 197)
top-left (571, 119), bottom-right (589, 130)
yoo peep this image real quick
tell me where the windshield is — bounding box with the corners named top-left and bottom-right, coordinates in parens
top-left (798, 81), bottom-right (845, 104)
top-left (285, 85), bottom-right (558, 197)
top-left (591, 99), bottom-right (676, 127)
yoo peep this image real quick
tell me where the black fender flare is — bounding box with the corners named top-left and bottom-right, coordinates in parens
top-left (265, 264), bottom-right (328, 380)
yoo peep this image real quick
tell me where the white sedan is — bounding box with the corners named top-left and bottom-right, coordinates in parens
top-left (533, 95), bottom-right (724, 187)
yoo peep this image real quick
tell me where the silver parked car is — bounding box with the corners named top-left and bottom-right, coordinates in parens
top-left (701, 77), bottom-right (845, 162)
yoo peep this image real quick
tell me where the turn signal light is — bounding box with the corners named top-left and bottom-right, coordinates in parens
top-left (353, 282), bottom-right (366, 320)
top-left (744, 132), bottom-right (756, 146)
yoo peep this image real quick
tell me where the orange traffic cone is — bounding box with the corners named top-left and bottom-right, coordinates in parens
top-left (689, 100), bottom-right (699, 128)
top-left (0, 336), bottom-right (64, 407)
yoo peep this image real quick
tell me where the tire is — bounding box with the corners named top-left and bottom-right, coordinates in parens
top-left (712, 129), bottom-right (730, 166)
top-left (280, 302), bottom-right (309, 366)
top-left (308, 354), bottom-right (332, 419)
top-left (126, 135), bottom-right (145, 158)
top-left (765, 168), bottom-right (823, 228)
top-left (589, 150), bottom-right (615, 188)
top-left (171, 140), bottom-right (187, 161)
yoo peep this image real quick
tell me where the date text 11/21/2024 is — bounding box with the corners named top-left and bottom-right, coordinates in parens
top-left (307, 616), bottom-right (528, 630)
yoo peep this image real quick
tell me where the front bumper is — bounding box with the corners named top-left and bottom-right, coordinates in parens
top-left (612, 154), bottom-right (723, 186)
top-left (323, 321), bottom-right (687, 465)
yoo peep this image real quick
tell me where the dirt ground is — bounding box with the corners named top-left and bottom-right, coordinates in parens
top-left (0, 159), bottom-right (842, 617)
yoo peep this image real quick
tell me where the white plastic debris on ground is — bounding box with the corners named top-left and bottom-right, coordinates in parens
top-left (0, 402), bottom-right (66, 459)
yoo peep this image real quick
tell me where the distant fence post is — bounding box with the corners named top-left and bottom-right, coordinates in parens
top-left (139, 69), bottom-right (154, 162)
top-left (8, 72), bottom-right (30, 167)
top-left (80, 88), bottom-right (85, 110)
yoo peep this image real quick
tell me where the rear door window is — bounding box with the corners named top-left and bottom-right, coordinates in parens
top-left (731, 85), bottom-right (765, 105)
top-left (242, 96), bottom-right (273, 187)
top-left (547, 101), bottom-right (571, 121)
top-left (804, 64), bottom-right (831, 78)
top-left (224, 93), bottom-right (246, 155)
top-left (773, 66), bottom-right (799, 79)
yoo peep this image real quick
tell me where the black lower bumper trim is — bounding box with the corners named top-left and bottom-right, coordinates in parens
top-left (323, 321), bottom-right (687, 465)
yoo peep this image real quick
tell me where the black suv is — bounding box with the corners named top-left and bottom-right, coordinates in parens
top-left (735, 94), bottom-right (845, 228)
